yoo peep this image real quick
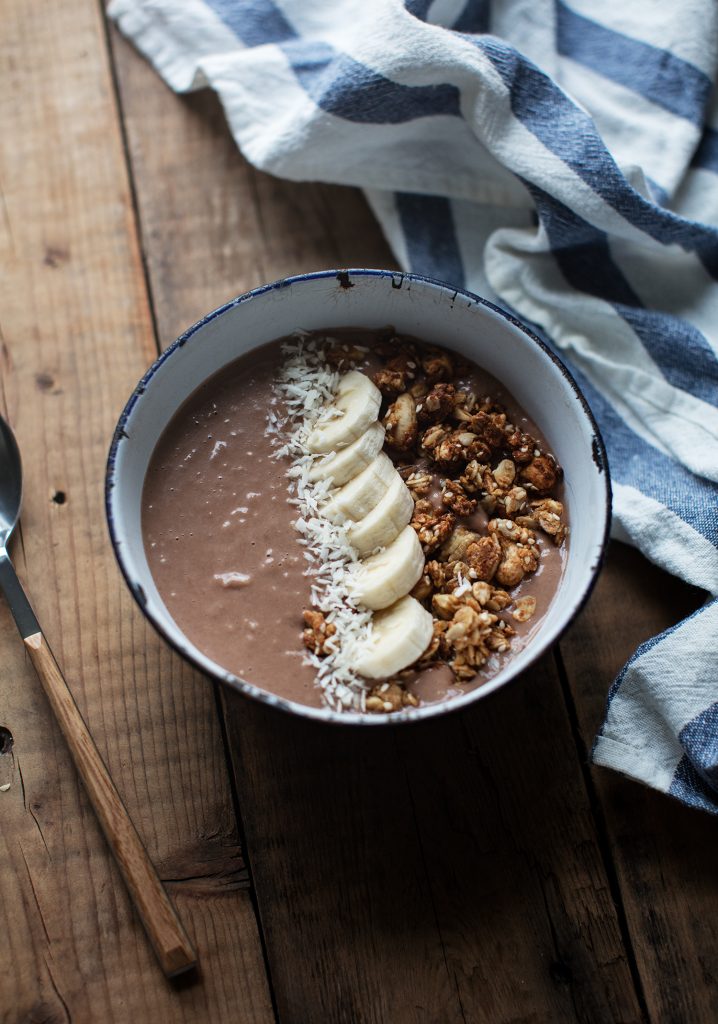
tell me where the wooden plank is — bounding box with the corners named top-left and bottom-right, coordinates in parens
top-left (223, 654), bottom-right (643, 1023)
top-left (0, 1), bottom-right (273, 1019)
top-left (559, 542), bottom-right (718, 1023)
top-left (109, 29), bottom-right (388, 346)
top-left (108, 27), bottom-right (645, 1022)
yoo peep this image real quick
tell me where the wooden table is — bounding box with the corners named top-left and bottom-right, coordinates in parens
top-left (2, 4), bottom-right (717, 1021)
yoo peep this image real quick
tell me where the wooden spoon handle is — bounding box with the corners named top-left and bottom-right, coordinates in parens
top-left (24, 631), bottom-right (197, 978)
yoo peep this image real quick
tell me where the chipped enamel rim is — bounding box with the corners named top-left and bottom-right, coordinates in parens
top-left (106, 269), bottom-right (611, 725)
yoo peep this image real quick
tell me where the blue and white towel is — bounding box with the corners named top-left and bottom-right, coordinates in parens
top-left (110, 0), bottom-right (718, 813)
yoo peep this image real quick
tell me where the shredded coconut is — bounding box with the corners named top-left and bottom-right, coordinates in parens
top-left (269, 333), bottom-right (372, 712)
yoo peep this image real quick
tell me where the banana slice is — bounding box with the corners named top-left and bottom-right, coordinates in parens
top-left (356, 595), bottom-right (434, 679)
top-left (351, 526), bottom-right (425, 610)
top-left (308, 422), bottom-right (385, 487)
top-left (323, 452), bottom-right (399, 524)
top-left (347, 473), bottom-right (414, 556)
top-left (306, 370), bottom-right (382, 454)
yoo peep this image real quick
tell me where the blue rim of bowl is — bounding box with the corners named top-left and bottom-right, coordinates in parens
top-left (106, 268), bottom-right (612, 725)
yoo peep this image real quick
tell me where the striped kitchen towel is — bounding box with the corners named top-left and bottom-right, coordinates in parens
top-left (110, 0), bottom-right (718, 813)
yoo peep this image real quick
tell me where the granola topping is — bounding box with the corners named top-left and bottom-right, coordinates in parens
top-left (353, 333), bottom-right (568, 708)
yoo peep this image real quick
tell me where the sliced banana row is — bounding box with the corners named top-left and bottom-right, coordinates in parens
top-left (310, 369), bottom-right (433, 681)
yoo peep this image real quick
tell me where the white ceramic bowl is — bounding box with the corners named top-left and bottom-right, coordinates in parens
top-left (106, 270), bottom-right (610, 724)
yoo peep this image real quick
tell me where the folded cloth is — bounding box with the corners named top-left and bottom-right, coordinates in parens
top-left (110, 0), bottom-right (718, 813)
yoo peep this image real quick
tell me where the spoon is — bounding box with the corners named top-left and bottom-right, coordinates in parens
top-left (0, 415), bottom-right (196, 978)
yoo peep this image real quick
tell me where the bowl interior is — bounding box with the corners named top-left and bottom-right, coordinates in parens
top-left (107, 270), bottom-right (609, 722)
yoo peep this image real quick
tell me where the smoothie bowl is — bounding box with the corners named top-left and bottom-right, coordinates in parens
top-left (106, 270), bottom-right (610, 723)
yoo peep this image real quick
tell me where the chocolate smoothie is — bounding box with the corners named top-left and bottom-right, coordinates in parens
top-left (142, 330), bottom-right (567, 711)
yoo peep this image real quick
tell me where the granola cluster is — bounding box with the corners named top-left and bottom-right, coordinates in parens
top-left (365, 680), bottom-right (420, 713)
top-left (302, 609), bottom-right (337, 656)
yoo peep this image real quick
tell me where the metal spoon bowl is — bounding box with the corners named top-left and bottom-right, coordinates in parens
top-left (0, 418), bottom-right (38, 640)
top-left (0, 414), bottom-right (22, 547)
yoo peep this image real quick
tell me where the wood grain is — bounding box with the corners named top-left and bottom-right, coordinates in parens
top-left (222, 655), bottom-right (643, 1023)
top-left (0, 0), bottom-right (273, 1018)
top-left (108, 27), bottom-right (644, 1022)
top-left (23, 630), bottom-right (196, 978)
top-left (110, 28), bottom-right (390, 345)
top-left (560, 543), bottom-right (718, 1023)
